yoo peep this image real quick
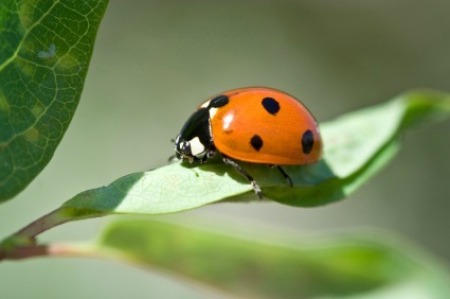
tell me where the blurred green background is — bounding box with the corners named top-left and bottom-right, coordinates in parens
top-left (1, 1), bottom-right (449, 298)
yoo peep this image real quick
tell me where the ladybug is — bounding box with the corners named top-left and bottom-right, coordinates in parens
top-left (174, 87), bottom-right (322, 198)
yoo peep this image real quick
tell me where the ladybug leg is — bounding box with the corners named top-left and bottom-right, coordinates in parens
top-left (205, 149), bottom-right (217, 160)
top-left (275, 166), bottom-right (293, 187)
top-left (222, 157), bottom-right (263, 199)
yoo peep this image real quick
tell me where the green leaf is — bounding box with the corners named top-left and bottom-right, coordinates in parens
top-left (96, 219), bottom-right (450, 299)
top-left (0, 0), bottom-right (109, 202)
top-left (59, 90), bottom-right (450, 217)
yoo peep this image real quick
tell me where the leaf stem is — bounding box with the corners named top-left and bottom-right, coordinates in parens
top-left (0, 207), bottom-right (102, 261)
top-left (0, 242), bottom-right (101, 261)
top-left (14, 208), bottom-right (71, 239)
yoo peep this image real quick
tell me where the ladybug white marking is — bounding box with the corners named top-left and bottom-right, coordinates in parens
top-left (189, 137), bottom-right (205, 156)
top-left (200, 100), bottom-right (211, 108)
top-left (209, 107), bottom-right (218, 119)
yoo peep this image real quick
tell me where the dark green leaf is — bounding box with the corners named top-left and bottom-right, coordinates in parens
top-left (60, 90), bottom-right (450, 217)
top-left (96, 219), bottom-right (450, 299)
top-left (0, 0), bottom-right (109, 202)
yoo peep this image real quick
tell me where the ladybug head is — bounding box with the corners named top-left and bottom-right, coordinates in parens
top-left (175, 107), bottom-right (214, 163)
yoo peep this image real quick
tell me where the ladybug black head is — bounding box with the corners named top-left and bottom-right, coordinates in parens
top-left (175, 107), bottom-right (214, 163)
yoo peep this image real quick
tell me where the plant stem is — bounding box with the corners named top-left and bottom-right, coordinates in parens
top-left (0, 242), bottom-right (101, 261)
top-left (0, 207), bottom-right (102, 261)
top-left (14, 208), bottom-right (71, 240)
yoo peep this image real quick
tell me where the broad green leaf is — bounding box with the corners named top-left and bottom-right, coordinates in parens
top-left (59, 90), bottom-right (450, 218)
top-left (0, 0), bottom-right (109, 202)
top-left (96, 219), bottom-right (450, 299)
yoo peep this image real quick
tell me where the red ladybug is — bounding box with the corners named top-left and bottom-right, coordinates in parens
top-left (174, 87), bottom-right (322, 198)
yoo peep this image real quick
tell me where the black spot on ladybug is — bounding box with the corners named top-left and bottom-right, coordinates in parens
top-left (301, 130), bottom-right (314, 154)
top-left (209, 95), bottom-right (229, 108)
top-left (261, 97), bottom-right (280, 115)
top-left (250, 134), bottom-right (264, 151)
